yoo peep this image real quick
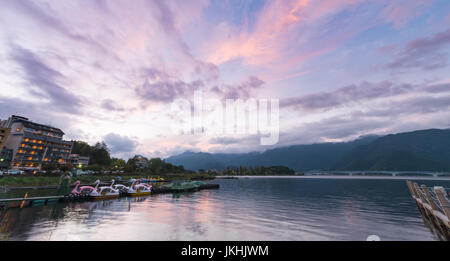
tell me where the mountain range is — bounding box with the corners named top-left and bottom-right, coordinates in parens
top-left (166, 129), bottom-right (450, 172)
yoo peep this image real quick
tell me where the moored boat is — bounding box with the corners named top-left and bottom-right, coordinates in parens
top-left (90, 180), bottom-right (120, 200)
top-left (127, 179), bottom-right (152, 197)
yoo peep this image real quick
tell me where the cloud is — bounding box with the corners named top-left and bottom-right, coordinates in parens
top-left (9, 44), bottom-right (83, 114)
top-left (101, 99), bottom-right (125, 112)
top-left (103, 133), bottom-right (139, 154)
top-left (136, 78), bottom-right (204, 103)
top-left (281, 81), bottom-right (414, 111)
top-left (210, 76), bottom-right (265, 99)
top-left (0, 96), bottom-right (76, 133)
top-left (384, 28), bottom-right (450, 71)
top-left (2, 0), bottom-right (114, 58)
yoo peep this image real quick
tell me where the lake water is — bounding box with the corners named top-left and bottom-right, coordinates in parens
top-left (1, 176), bottom-right (449, 241)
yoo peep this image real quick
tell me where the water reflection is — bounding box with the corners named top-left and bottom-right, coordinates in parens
top-left (0, 177), bottom-right (449, 241)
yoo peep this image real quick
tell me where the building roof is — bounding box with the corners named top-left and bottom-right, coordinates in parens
top-left (9, 115), bottom-right (65, 135)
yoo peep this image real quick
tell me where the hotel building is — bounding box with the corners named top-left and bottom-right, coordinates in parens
top-left (0, 126), bottom-right (11, 168)
top-left (0, 126), bottom-right (10, 152)
top-left (0, 115), bottom-right (73, 170)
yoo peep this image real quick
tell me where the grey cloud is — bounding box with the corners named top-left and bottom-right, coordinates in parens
top-left (385, 28), bottom-right (450, 71)
top-left (281, 81), bottom-right (413, 111)
top-left (422, 83), bottom-right (450, 94)
top-left (136, 78), bottom-right (204, 103)
top-left (211, 76), bottom-right (265, 100)
top-left (101, 99), bottom-right (125, 112)
top-left (103, 133), bottom-right (138, 154)
top-left (9, 44), bottom-right (83, 114)
top-left (0, 96), bottom-right (75, 132)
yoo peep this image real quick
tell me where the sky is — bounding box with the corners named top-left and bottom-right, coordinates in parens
top-left (1, 0), bottom-right (450, 159)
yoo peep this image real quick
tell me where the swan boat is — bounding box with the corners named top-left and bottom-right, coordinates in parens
top-left (127, 179), bottom-right (152, 197)
top-left (90, 179), bottom-right (120, 200)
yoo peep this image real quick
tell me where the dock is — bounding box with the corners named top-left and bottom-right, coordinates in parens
top-left (406, 180), bottom-right (450, 240)
top-left (0, 183), bottom-right (220, 209)
top-left (0, 195), bottom-right (64, 209)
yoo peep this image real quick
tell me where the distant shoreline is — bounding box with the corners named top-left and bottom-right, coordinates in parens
top-left (216, 175), bottom-right (450, 181)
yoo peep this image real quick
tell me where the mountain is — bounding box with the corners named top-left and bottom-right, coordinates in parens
top-left (332, 129), bottom-right (450, 171)
top-left (166, 135), bottom-right (378, 171)
top-left (167, 129), bottom-right (450, 172)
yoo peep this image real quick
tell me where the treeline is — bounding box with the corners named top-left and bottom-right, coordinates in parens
top-left (219, 165), bottom-right (296, 175)
top-left (71, 141), bottom-right (112, 166)
top-left (124, 155), bottom-right (191, 174)
top-left (68, 140), bottom-right (190, 175)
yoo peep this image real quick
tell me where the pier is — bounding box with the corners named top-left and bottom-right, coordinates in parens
top-left (406, 180), bottom-right (450, 240)
top-left (0, 182), bottom-right (220, 209)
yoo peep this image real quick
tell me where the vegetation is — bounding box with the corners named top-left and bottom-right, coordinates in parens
top-left (70, 140), bottom-right (192, 175)
top-left (333, 129), bottom-right (450, 171)
top-left (71, 141), bottom-right (112, 166)
top-left (166, 136), bottom-right (378, 171)
top-left (167, 129), bottom-right (450, 172)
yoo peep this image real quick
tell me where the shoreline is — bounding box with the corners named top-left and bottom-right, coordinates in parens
top-left (216, 175), bottom-right (450, 181)
top-left (0, 173), bottom-right (215, 188)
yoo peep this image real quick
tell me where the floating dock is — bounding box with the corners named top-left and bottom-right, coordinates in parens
top-left (406, 180), bottom-right (450, 240)
top-left (0, 195), bottom-right (64, 209)
top-left (0, 182), bottom-right (220, 209)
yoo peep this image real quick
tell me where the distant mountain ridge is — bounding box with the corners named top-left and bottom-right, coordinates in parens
top-left (167, 135), bottom-right (379, 171)
top-left (332, 129), bottom-right (450, 171)
top-left (166, 129), bottom-right (450, 172)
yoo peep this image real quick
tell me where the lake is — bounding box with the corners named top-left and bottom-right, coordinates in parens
top-left (1, 176), bottom-right (449, 241)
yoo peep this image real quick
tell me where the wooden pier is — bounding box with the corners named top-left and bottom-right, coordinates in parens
top-left (406, 180), bottom-right (450, 240)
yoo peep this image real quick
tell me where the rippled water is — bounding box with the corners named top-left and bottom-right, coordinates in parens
top-left (1, 176), bottom-right (449, 241)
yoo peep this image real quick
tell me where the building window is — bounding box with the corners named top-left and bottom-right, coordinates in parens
top-left (28, 157), bottom-right (32, 160)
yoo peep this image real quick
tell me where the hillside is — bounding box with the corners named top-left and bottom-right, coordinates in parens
top-left (166, 136), bottom-right (378, 171)
top-left (332, 129), bottom-right (450, 171)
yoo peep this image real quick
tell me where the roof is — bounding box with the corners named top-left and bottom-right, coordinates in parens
top-left (10, 115), bottom-right (64, 135)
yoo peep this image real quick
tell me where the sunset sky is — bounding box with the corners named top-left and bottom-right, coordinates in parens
top-left (1, 0), bottom-right (450, 159)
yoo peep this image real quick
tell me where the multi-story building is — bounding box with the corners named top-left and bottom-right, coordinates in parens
top-left (0, 126), bottom-right (10, 152)
top-left (69, 154), bottom-right (90, 167)
top-left (0, 126), bottom-right (11, 169)
top-left (0, 115), bottom-right (73, 170)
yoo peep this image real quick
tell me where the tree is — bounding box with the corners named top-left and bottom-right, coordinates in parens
top-left (60, 163), bottom-right (73, 172)
top-left (42, 163), bottom-right (59, 173)
top-left (111, 158), bottom-right (126, 169)
top-left (71, 140), bottom-right (112, 166)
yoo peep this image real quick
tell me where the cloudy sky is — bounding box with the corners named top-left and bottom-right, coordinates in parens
top-left (1, 0), bottom-right (450, 159)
